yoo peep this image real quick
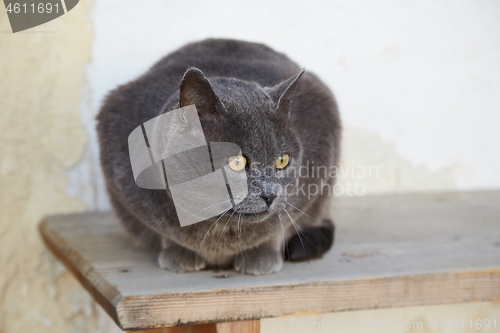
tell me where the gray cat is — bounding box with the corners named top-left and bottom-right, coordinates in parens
top-left (97, 39), bottom-right (341, 275)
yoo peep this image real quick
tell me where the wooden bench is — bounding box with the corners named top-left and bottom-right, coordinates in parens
top-left (39, 191), bottom-right (500, 332)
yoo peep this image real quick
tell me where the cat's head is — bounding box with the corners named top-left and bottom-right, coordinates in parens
top-left (176, 67), bottom-right (305, 223)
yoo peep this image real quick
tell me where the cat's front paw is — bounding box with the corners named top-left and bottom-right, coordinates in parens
top-left (234, 247), bottom-right (283, 275)
top-left (158, 246), bottom-right (206, 273)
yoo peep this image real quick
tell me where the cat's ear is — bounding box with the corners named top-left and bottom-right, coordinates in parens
top-left (264, 69), bottom-right (305, 116)
top-left (179, 67), bottom-right (223, 112)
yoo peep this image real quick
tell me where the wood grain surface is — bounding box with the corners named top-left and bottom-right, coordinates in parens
top-left (40, 191), bottom-right (500, 330)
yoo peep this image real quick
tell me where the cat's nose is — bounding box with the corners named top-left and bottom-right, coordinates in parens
top-left (261, 193), bottom-right (277, 206)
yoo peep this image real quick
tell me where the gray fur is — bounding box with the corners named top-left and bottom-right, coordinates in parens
top-left (96, 38), bottom-right (341, 275)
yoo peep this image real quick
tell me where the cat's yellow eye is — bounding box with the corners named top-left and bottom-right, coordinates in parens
top-left (276, 154), bottom-right (290, 169)
top-left (228, 155), bottom-right (247, 171)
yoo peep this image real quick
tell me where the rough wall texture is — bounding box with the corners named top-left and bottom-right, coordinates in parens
top-left (336, 127), bottom-right (465, 195)
top-left (0, 2), bottom-right (118, 332)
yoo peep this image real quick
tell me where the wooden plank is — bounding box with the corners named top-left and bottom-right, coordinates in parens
top-left (128, 323), bottom-right (216, 332)
top-left (125, 321), bottom-right (258, 333)
top-left (216, 320), bottom-right (260, 333)
top-left (39, 191), bottom-right (500, 330)
top-left (39, 213), bottom-right (122, 325)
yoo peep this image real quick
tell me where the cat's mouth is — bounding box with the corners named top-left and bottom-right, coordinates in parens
top-left (233, 206), bottom-right (287, 223)
top-left (232, 209), bottom-right (271, 222)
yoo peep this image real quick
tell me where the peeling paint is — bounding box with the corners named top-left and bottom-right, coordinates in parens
top-left (337, 127), bottom-right (468, 196)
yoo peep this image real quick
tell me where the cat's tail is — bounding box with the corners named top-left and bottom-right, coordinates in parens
top-left (284, 218), bottom-right (335, 261)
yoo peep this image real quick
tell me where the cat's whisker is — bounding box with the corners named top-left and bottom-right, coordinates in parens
top-left (278, 211), bottom-right (288, 260)
top-left (198, 207), bottom-right (231, 251)
top-left (283, 208), bottom-right (306, 254)
top-left (284, 208), bottom-right (322, 250)
top-left (237, 213), bottom-right (245, 265)
top-left (286, 202), bottom-right (320, 222)
top-left (192, 199), bottom-right (232, 217)
top-left (210, 210), bottom-right (236, 261)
